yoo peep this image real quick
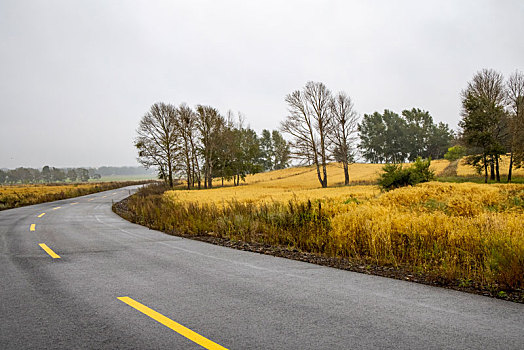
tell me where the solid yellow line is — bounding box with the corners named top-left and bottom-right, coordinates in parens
top-left (52, 206), bottom-right (61, 210)
top-left (39, 243), bottom-right (61, 258)
top-left (117, 297), bottom-right (228, 350)
top-left (37, 213), bottom-right (46, 218)
top-left (30, 224), bottom-right (36, 231)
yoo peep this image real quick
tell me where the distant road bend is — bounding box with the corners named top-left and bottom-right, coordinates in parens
top-left (1, 186), bottom-right (523, 349)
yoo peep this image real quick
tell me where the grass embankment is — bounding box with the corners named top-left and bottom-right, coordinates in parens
top-left (0, 181), bottom-right (155, 210)
top-left (118, 161), bottom-right (524, 301)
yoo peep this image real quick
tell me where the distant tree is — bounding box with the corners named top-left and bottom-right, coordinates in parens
top-left (42, 166), bottom-right (52, 183)
top-left (51, 167), bottom-right (66, 182)
top-left (357, 112), bottom-right (386, 163)
top-left (258, 129), bottom-right (290, 172)
top-left (260, 129), bottom-right (274, 171)
top-left (359, 109), bottom-right (453, 164)
top-left (14, 168), bottom-right (32, 183)
top-left (77, 168), bottom-right (89, 182)
top-left (67, 169), bottom-right (77, 182)
top-left (227, 126), bottom-right (263, 186)
top-left (135, 102), bottom-right (178, 187)
top-left (272, 130), bottom-right (290, 170)
top-left (402, 108), bottom-right (453, 160)
top-left (214, 113), bottom-right (236, 186)
top-left (506, 70), bottom-right (524, 182)
top-left (196, 105), bottom-right (225, 188)
top-left (403, 108), bottom-right (434, 160)
top-left (459, 69), bottom-right (507, 183)
top-left (0, 169), bottom-right (6, 184)
top-left (282, 81), bottom-right (332, 188)
top-left (329, 92), bottom-right (359, 185)
top-left (28, 168), bottom-right (41, 183)
top-left (359, 110), bottom-right (410, 163)
top-left (176, 104), bottom-right (200, 189)
top-left (427, 122), bottom-right (455, 159)
top-left (92, 173), bottom-right (102, 180)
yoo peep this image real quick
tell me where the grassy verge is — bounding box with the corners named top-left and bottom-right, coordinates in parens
top-left (0, 180), bottom-right (157, 210)
top-left (115, 182), bottom-right (523, 302)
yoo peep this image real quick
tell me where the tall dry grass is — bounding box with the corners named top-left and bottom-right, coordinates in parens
top-left (126, 174), bottom-right (524, 290)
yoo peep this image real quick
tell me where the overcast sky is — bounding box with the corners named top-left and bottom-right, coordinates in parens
top-left (1, 0), bottom-right (523, 168)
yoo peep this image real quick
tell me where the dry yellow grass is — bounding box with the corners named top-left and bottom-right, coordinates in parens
top-left (168, 160), bottom-right (450, 204)
top-left (1, 183), bottom-right (98, 197)
top-left (0, 182), bottom-right (144, 210)
top-left (160, 162), bottom-right (524, 289)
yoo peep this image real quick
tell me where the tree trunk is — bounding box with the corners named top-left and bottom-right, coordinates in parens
top-left (508, 152), bottom-right (513, 183)
top-left (495, 156), bottom-right (500, 182)
top-left (483, 154), bottom-right (488, 183)
top-left (489, 155), bottom-right (495, 181)
top-left (314, 162), bottom-right (324, 187)
top-left (167, 163), bottom-right (173, 188)
top-left (343, 162), bottom-right (349, 186)
top-left (207, 160), bottom-right (213, 189)
top-left (321, 162), bottom-right (328, 188)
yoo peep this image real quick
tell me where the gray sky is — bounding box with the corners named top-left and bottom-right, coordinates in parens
top-left (1, 0), bottom-right (523, 168)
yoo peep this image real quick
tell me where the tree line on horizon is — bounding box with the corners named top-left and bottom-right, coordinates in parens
top-left (0, 166), bottom-right (154, 184)
top-left (0, 166), bottom-right (94, 184)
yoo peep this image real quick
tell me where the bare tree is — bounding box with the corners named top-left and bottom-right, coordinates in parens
top-left (135, 102), bottom-right (178, 187)
top-left (176, 104), bottom-right (200, 189)
top-left (282, 81), bottom-right (332, 188)
top-left (195, 105), bottom-right (224, 188)
top-left (506, 70), bottom-right (524, 182)
top-left (329, 92), bottom-right (359, 185)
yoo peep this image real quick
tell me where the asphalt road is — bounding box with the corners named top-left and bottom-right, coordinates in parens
top-left (1, 186), bottom-right (523, 349)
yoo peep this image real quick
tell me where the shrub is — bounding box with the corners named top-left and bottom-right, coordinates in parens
top-left (378, 158), bottom-right (434, 191)
top-left (444, 145), bottom-right (466, 161)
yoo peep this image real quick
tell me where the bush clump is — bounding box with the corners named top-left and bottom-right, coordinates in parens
top-left (378, 157), bottom-right (434, 191)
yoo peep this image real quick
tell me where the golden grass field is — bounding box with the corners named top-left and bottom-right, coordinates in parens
top-left (0, 182), bottom-right (145, 210)
top-left (154, 160), bottom-right (524, 291)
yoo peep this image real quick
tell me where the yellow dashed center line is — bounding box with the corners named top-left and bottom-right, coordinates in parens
top-left (88, 198), bottom-right (95, 201)
top-left (52, 206), bottom-right (61, 210)
top-left (37, 213), bottom-right (46, 218)
top-left (38, 243), bottom-right (61, 259)
top-left (117, 297), bottom-right (228, 350)
top-left (70, 202), bottom-right (79, 205)
top-left (102, 195), bottom-right (107, 198)
top-left (30, 224), bottom-right (36, 231)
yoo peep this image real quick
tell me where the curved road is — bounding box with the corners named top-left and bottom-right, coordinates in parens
top-left (1, 186), bottom-right (523, 349)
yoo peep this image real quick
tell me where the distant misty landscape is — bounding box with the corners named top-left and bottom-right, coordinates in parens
top-left (0, 166), bottom-right (156, 184)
